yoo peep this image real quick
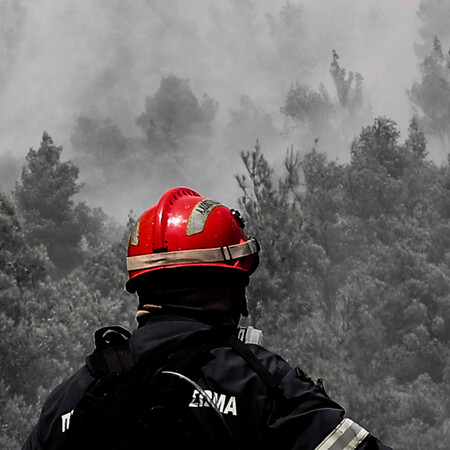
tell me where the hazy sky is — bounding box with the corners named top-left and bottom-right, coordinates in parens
top-left (0, 0), bottom-right (426, 219)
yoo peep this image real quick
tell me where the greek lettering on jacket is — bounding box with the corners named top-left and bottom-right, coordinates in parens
top-left (189, 389), bottom-right (237, 416)
top-left (61, 410), bottom-right (74, 433)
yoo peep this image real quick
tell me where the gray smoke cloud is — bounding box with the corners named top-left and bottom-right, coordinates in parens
top-left (0, 0), bottom-right (423, 220)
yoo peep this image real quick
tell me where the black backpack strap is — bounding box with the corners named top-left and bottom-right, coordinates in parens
top-left (227, 334), bottom-right (288, 427)
top-left (75, 325), bottom-right (285, 450)
top-left (86, 326), bottom-right (283, 389)
top-left (227, 334), bottom-right (282, 388)
top-left (93, 326), bottom-right (132, 349)
top-left (85, 326), bottom-right (226, 380)
top-left (86, 326), bottom-right (135, 378)
top-left (86, 325), bottom-right (283, 386)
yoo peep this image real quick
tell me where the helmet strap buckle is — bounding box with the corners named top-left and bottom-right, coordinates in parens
top-left (221, 245), bottom-right (233, 261)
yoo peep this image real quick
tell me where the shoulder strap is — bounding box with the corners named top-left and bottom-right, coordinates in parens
top-left (227, 334), bottom-right (282, 389)
top-left (85, 326), bottom-right (227, 380)
top-left (85, 325), bottom-right (283, 390)
top-left (86, 326), bottom-right (135, 378)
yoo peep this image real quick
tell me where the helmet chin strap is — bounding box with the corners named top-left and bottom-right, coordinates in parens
top-left (127, 238), bottom-right (259, 272)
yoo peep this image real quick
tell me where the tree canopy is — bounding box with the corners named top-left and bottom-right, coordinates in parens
top-left (136, 75), bottom-right (218, 153)
top-left (409, 37), bottom-right (450, 150)
top-left (4, 7), bottom-right (450, 444)
top-left (282, 51), bottom-right (368, 153)
top-left (237, 117), bottom-right (450, 449)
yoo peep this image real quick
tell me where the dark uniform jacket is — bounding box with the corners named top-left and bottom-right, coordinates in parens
top-left (23, 315), bottom-right (392, 449)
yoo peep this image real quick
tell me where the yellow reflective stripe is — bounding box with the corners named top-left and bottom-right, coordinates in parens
top-left (315, 418), bottom-right (369, 450)
top-left (186, 198), bottom-right (223, 236)
top-left (127, 238), bottom-right (259, 272)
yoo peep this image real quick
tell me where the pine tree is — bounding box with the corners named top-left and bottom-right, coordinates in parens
top-left (409, 37), bottom-right (450, 150)
top-left (15, 132), bottom-right (84, 277)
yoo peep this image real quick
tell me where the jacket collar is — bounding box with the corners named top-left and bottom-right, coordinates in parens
top-left (129, 315), bottom-right (213, 363)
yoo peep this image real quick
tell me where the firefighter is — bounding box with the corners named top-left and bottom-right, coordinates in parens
top-left (23, 186), bottom-right (392, 449)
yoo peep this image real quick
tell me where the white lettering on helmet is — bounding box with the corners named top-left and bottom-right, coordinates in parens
top-left (186, 199), bottom-right (222, 236)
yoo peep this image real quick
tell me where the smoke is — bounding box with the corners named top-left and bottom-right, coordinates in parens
top-left (0, 0), bottom-right (424, 220)
top-left (303, 0), bottom-right (421, 131)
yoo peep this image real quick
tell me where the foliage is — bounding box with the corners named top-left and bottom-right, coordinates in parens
top-left (409, 37), bottom-right (450, 149)
top-left (70, 116), bottom-right (138, 188)
top-left (0, 193), bottom-right (49, 396)
top-left (330, 50), bottom-right (364, 114)
top-left (237, 117), bottom-right (450, 449)
top-left (3, 96), bottom-right (450, 450)
top-left (136, 75), bottom-right (218, 153)
top-left (0, 381), bottom-right (39, 450)
top-left (71, 116), bottom-right (129, 166)
top-left (0, 153), bottom-right (21, 192)
top-left (15, 133), bottom-right (82, 277)
top-left (282, 51), bottom-right (368, 151)
top-left (15, 133), bottom-right (115, 278)
top-left (1, 136), bottom-right (134, 446)
top-left (416, 0), bottom-right (450, 58)
top-left (282, 82), bottom-right (333, 131)
top-left (9, 5), bottom-right (450, 448)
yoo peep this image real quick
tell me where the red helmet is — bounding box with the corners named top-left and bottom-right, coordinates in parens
top-left (125, 187), bottom-right (259, 292)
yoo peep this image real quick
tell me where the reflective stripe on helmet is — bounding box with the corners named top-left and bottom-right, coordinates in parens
top-left (314, 418), bottom-right (369, 450)
top-left (127, 238), bottom-right (259, 272)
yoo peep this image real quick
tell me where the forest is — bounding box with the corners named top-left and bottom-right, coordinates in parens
top-left (2, 1), bottom-right (450, 449)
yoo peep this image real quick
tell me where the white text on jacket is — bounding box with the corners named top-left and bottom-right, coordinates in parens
top-left (189, 389), bottom-right (237, 416)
